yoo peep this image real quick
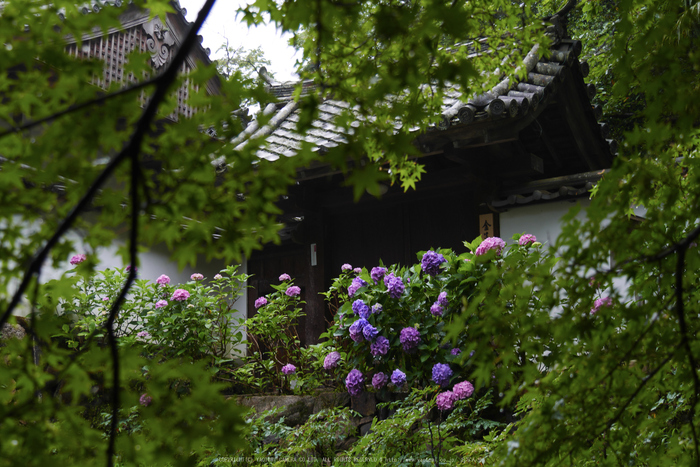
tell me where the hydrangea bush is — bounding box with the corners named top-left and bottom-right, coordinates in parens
top-left (320, 234), bottom-right (553, 403)
top-left (55, 265), bottom-right (251, 363)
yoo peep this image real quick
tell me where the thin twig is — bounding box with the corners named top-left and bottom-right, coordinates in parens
top-left (673, 246), bottom-right (700, 464)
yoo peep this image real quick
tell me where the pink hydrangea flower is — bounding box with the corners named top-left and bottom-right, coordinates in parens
top-left (214, 274), bottom-right (223, 280)
top-left (102, 297), bottom-right (109, 302)
top-left (436, 391), bottom-right (457, 411)
top-left (285, 286), bottom-right (301, 297)
top-left (254, 297), bottom-right (268, 309)
top-left (155, 300), bottom-right (168, 309)
top-left (519, 234), bottom-right (537, 246)
top-left (137, 331), bottom-right (150, 338)
top-left (591, 296), bottom-right (612, 314)
top-left (475, 237), bottom-right (506, 256)
top-left (453, 381), bottom-right (474, 400)
top-left (139, 393), bottom-right (152, 407)
top-left (279, 273), bottom-right (291, 282)
top-left (70, 254), bottom-right (86, 265)
top-left (353, 267), bottom-right (362, 274)
top-left (156, 274), bottom-right (170, 286)
top-left (341, 264), bottom-right (353, 271)
top-left (171, 289), bottom-right (190, 301)
top-left (281, 364), bottom-right (296, 375)
top-left (190, 273), bottom-right (204, 281)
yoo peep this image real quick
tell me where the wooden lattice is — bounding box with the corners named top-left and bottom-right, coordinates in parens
top-left (65, 23), bottom-right (200, 121)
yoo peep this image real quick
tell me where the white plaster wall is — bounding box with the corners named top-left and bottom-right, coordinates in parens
top-left (499, 198), bottom-right (591, 248)
top-left (500, 199), bottom-right (646, 311)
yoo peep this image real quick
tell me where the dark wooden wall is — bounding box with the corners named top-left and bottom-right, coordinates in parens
top-left (248, 182), bottom-right (479, 346)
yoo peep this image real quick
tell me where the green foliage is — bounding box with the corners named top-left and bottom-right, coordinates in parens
top-left (345, 387), bottom-right (500, 466)
top-left (3, 0), bottom-right (700, 464)
top-left (216, 42), bottom-right (273, 81)
top-left (0, 336), bottom-right (248, 467)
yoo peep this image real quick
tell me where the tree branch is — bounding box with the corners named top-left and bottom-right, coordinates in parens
top-left (0, 74), bottom-right (161, 141)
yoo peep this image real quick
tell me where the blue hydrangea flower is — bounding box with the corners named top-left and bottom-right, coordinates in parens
top-left (391, 369), bottom-right (407, 387)
top-left (371, 335), bottom-right (390, 357)
top-left (430, 302), bottom-right (443, 317)
top-left (345, 369), bottom-right (364, 396)
top-left (421, 250), bottom-right (446, 276)
top-left (352, 299), bottom-right (370, 319)
top-left (432, 363), bottom-right (453, 387)
top-left (400, 327), bottom-right (421, 352)
top-left (348, 277), bottom-right (368, 297)
top-left (370, 266), bottom-right (387, 284)
top-left (323, 351), bottom-right (341, 370)
top-left (349, 318), bottom-right (368, 342)
top-left (384, 273), bottom-right (405, 298)
top-left (363, 323), bottom-right (378, 341)
top-left (372, 372), bottom-right (388, 390)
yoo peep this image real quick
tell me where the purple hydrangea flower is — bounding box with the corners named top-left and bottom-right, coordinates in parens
top-left (362, 323), bottom-right (378, 341)
top-left (156, 274), bottom-right (170, 286)
top-left (139, 393), bottom-right (152, 407)
top-left (432, 363), bottom-right (453, 388)
top-left (353, 267), bottom-right (362, 275)
top-left (171, 289), bottom-right (190, 301)
top-left (372, 303), bottom-right (383, 314)
top-left (349, 318), bottom-right (369, 342)
top-left (430, 302), bottom-right (443, 317)
top-left (421, 250), bottom-right (446, 276)
top-left (400, 327), bottom-right (421, 352)
top-left (438, 291), bottom-right (448, 307)
top-left (155, 299), bottom-right (168, 309)
top-left (70, 254), bottom-right (86, 265)
top-left (137, 331), bottom-right (150, 338)
top-left (371, 335), bottom-right (390, 357)
top-left (126, 265), bottom-right (137, 273)
top-left (384, 273), bottom-right (405, 298)
top-left (372, 372), bottom-right (389, 390)
top-left (345, 369), bottom-right (364, 396)
top-left (436, 391), bottom-right (457, 411)
top-left (323, 351), bottom-right (341, 370)
top-left (254, 297), bottom-right (268, 309)
top-left (451, 348), bottom-right (461, 356)
top-left (348, 277), bottom-right (368, 297)
top-left (190, 273), bottom-right (204, 281)
top-left (341, 263), bottom-right (353, 271)
top-left (453, 381), bottom-right (475, 400)
top-left (475, 237), bottom-right (506, 256)
top-left (279, 273), bottom-right (291, 282)
top-left (370, 267), bottom-right (387, 284)
top-left (352, 299), bottom-right (370, 319)
top-left (591, 296), bottom-right (612, 314)
top-left (281, 364), bottom-right (296, 375)
top-left (519, 234), bottom-right (537, 246)
top-left (286, 286), bottom-right (301, 297)
top-left (391, 369), bottom-right (406, 387)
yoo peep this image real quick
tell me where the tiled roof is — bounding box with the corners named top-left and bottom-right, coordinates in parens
top-left (230, 14), bottom-right (608, 168)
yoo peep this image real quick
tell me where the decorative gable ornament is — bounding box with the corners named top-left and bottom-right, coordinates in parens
top-left (142, 17), bottom-right (174, 69)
